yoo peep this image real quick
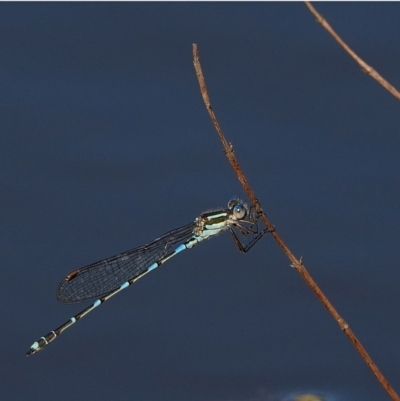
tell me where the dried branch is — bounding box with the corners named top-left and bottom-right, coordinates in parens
top-left (305, 1), bottom-right (400, 101)
top-left (192, 43), bottom-right (400, 401)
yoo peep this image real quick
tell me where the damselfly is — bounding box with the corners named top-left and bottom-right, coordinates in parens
top-left (27, 199), bottom-right (268, 356)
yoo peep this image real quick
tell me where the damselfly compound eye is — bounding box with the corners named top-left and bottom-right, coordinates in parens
top-left (232, 204), bottom-right (246, 219)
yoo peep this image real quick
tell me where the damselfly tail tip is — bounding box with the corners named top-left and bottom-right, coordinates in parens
top-left (26, 344), bottom-right (39, 357)
top-left (26, 331), bottom-right (58, 356)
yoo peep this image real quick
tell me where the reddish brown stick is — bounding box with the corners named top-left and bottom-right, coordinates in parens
top-left (305, 1), bottom-right (400, 101)
top-left (192, 43), bottom-right (399, 401)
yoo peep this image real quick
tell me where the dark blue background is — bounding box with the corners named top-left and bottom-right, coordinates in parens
top-left (2, 3), bottom-right (400, 401)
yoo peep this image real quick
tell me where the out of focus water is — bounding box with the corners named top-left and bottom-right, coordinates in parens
top-left (2, 3), bottom-right (400, 401)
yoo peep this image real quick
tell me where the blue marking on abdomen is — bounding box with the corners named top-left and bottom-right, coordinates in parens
top-left (148, 262), bottom-right (158, 272)
top-left (120, 281), bottom-right (129, 290)
top-left (174, 244), bottom-right (187, 254)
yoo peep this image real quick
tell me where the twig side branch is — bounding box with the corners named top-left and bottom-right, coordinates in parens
top-left (305, 1), bottom-right (400, 101)
top-left (192, 43), bottom-right (399, 401)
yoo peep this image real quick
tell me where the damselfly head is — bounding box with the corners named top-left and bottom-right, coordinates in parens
top-left (228, 199), bottom-right (247, 220)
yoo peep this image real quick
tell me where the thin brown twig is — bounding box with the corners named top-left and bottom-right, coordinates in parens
top-left (305, 1), bottom-right (400, 101)
top-left (192, 43), bottom-right (400, 401)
